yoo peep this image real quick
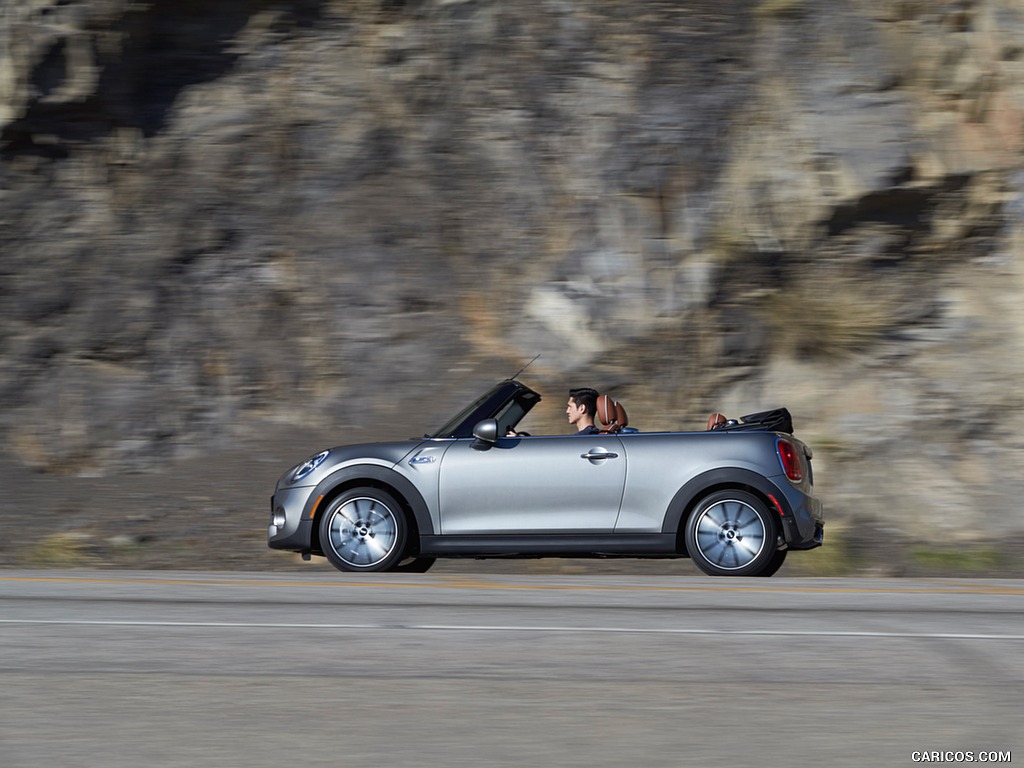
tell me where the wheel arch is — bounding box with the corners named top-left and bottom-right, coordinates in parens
top-left (304, 465), bottom-right (434, 557)
top-left (662, 468), bottom-right (789, 555)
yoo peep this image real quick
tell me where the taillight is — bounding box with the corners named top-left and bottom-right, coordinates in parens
top-left (777, 439), bottom-right (803, 482)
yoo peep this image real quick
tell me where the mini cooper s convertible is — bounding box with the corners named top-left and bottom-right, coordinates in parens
top-left (268, 379), bottom-right (823, 577)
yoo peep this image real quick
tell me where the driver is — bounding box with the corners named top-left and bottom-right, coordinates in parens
top-left (566, 387), bottom-right (600, 435)
top-left (505, 386), bottom-right (602, 436)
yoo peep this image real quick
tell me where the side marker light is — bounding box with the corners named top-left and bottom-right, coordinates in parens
top-left (308, 495), bottom-right (324, 520)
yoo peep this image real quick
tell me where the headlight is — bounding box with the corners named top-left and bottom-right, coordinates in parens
top-left (292, 450), bottom-right (329, 483)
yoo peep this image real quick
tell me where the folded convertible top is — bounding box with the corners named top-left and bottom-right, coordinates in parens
top-left (719, 407), bottom-right (794, 435)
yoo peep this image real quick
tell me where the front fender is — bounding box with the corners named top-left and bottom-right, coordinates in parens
top-left (304, 464), bottom-right (435, 540)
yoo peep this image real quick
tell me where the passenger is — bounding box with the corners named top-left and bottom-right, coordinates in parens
top-left (566, 387), bottom-right (600, 435)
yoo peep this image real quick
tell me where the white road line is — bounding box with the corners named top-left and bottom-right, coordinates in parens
top-left (1, 618), bottom-right (1022, 640)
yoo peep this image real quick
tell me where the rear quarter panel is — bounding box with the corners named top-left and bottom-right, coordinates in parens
top-left (614, 431), bottom-right (788, 532)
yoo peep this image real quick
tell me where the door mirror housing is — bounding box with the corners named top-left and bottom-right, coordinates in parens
top-left (472, 418), bottom-right (499, 446)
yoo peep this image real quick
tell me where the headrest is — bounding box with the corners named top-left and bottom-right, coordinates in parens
top-left (597, 395), bottom-right (628, 432)
top-left (707, 412), bottom-right (727, 431)
top-left (614, 400), bottom-right (628, 428)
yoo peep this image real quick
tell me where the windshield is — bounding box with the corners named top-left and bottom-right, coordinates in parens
top-left (430, 385), bottom-right (506, 438)
top-left (429, 380), bottom-right (541, 439)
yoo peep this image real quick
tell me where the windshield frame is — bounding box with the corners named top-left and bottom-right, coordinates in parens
top-left (429, 379), bottom-right (541, 438)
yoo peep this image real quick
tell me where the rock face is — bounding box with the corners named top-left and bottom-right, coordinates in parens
top-left (3, 0), bottom-right (1024, 551)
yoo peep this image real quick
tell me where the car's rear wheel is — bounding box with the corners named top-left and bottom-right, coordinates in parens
top-left (685, 490), bottom-right (780, 577)
top-left (757, 546), bottom-right (788, 577)
top-left (319, 488), bottom-right (409, 572)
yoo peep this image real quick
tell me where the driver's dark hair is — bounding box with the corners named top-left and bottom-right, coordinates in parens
top-left (568, 387), bottom-right (599, 416)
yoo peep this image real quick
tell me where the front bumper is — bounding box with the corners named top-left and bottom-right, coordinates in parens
top-left (267, 485), bottom-right (316, 552)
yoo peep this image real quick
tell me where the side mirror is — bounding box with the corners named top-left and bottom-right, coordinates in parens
top-left (472, 418), bottom-right (499, 447)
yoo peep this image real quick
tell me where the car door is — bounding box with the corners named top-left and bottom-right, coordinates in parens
top-left (437, 434), bottom-right (626, 534)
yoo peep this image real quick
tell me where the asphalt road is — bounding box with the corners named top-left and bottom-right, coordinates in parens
top-left (1, 572), bottom-right (1021, 768)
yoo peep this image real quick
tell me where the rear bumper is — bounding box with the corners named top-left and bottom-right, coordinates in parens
top-left (773, 479), bottom-right (824, 550)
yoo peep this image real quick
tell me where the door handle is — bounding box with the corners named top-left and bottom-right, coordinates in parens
top-left (580, 451), bottom-right (618, 460)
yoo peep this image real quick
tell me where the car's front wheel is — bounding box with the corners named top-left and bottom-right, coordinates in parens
top-left (319, 488), bottom-right (409, 572)
top-left (685, 490), bottom-right (780, 577)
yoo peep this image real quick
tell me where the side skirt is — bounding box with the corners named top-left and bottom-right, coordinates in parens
top-left (418, 533), bottom-right (681, 559)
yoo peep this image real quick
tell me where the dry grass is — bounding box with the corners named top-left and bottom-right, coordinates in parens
top-left (907, 545), bottom-right (1006, 575)
top-left (20, 532), bottom-right (99, 568)
top-left (784, 519), bottom-right (858, 577)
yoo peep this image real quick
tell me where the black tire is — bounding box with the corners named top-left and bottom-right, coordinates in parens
top-left (319, 488), bottom-right (409, 572)
top-left (392, 556), bottom-right (437, 573)
top-left (685, 490), bottom-right (780, 577)
top-left (757, 547), bottom-right (788, 577)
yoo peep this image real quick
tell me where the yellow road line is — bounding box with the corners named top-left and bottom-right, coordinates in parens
top-left (0, 573), bottom-right (1021, 596)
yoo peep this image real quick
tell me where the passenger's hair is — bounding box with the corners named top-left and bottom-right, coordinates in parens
top-left (568, 387), bottom-right (599, 416)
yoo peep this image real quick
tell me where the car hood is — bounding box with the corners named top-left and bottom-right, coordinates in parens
top-left (277, 439), bottom-right (428, 489)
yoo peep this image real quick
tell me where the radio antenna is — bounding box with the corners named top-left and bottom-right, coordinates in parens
top-left (510, 354), bottom-right (541, 380)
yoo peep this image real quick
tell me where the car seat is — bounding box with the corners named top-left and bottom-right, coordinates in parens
top-left (707, 412), bottom-right (728, 430)
top-left (597, 395), bottom-right (629, 433)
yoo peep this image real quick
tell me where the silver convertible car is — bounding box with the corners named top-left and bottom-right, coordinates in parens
top-left (268, 379), bottom-right (823, 577)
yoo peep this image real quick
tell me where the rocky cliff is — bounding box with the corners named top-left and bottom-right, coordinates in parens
top-left (3, 0), bottom-right (1024, 571)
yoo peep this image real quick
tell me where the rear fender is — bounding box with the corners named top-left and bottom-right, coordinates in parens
top-left (662, 467), bottom-right (791, 550)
